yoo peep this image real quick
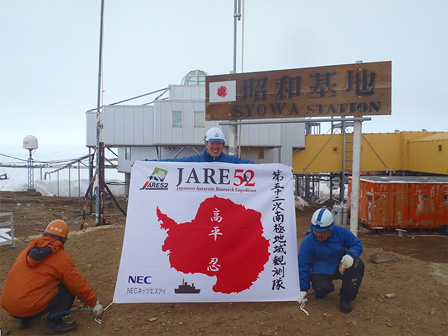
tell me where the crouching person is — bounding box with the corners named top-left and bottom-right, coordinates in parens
top-left (297, 208), bottom-right (365, 313)
top-left (0, 220), bottom-right (103, 333)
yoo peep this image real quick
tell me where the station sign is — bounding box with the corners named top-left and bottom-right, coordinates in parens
top-left (205, 61), bottom-right (391, 121)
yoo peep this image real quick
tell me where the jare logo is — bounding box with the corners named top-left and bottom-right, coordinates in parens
top-left (176, 167), bottom-right (256, 187)
top-left (140, 168), bottom-right (169, 190)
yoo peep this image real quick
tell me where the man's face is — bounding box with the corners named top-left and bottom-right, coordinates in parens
top-left (207, 141), bottom-right (224, 158)
top-left (313, 229), bottom-right (331, 242)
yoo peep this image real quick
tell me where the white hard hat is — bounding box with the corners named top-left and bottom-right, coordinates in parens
top-left (204, 127), bottom-right (225, 143)
top-left (310, 208), bottom-right (334, 232)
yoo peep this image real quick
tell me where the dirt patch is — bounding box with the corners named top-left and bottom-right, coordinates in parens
top-left (0, 191), bottom-right (447, 335)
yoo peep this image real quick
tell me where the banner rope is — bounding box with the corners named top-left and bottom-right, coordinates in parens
top-left (94, 301), bottom-right (114, 325)
top-left (300, 300), bottom-right (309, 316)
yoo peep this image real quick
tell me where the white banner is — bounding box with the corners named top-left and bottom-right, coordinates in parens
top-left (113, 161), bottom-right (299, 303)
top-left (209, 80), bottom-right (236, 102)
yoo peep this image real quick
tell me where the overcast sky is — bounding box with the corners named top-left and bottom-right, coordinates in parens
top-left (1, 0), bottom-right (447, 153)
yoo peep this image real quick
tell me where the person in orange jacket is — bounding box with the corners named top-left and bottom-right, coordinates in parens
top-left (0, 220), bottom-right (104, 333)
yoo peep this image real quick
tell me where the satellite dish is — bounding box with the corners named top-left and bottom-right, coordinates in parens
top-left (23, 135), bottom-right (38, 150)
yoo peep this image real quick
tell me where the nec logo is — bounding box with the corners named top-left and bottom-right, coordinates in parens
top-left (128, 275), bottom-right (152, 284)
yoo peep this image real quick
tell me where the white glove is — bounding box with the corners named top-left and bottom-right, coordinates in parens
top-left (297, 291), bottom-right (307, 304)
top-left (92, 300), bottom-right (104, 319)
top-left (341, 254), bottom-right (354, 269)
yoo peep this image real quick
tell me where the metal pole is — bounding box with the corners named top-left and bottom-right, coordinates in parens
top-left (232, 0), bottom-right (239, 73)
top-left (78, 160), bottom-right (81, 199)
top-left (341, 117), bottom-right (346, 202)
top-left (241, 0), bottom-right (245, 73)
top-left (349, 119), bottom-right (362, 236)
top-left (231, 0), bottom-right (241, 156)
top-left (68, 164), bottom-right (71, 197)
top-left (95, 0), bottom-right (106, 225)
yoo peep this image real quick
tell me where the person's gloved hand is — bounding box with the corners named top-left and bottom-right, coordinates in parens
top-left (297, 291), bottom-right (307, 304)
top-left (92, 300), bottom-right (104, 319)
top-left (341, 254), bottom-right (354, 268)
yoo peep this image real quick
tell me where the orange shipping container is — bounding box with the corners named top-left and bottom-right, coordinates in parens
top-left (348, 176), bottom-right (448, 231)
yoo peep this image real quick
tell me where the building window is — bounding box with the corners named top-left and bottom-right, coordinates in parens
top-left (172, 111), bottom-right (182, 127)
top-left (125, 147), bottom-right (131, 160)
top-left (194, 111), bottom-right (205, 127)
top-left (438, 145), bottom-right (442, 152)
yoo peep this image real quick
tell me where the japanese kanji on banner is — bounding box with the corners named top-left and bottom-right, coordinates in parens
top-left (113, 161), bottom-right (299, 303)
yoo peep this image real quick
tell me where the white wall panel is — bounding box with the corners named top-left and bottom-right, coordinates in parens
top-left (249, 124), bottom-right (259, 146)
top-left (159, 103), bottom-right (172, 144)
top-left (124, 108), bottom-right (134, 144)
top-left (182, 103), bottom-right (194, 143)
top-left (172, 127), bottom-right (183, 143)
top-left (199, 87), bottom-right (206, 100)
top-left (193, 128), bottom-right (206, 143)
top-left (269, 124), bottom-right (282, 145)
top-left (86, 112), bottom-right (96, 146)
top-left (114, 108), bottom-right (125, 144)
top-left (191, 87), bottom-right (200, 100)
top-left (133, 108), bottom-right (140, 143)
top-left (193, 102), bottom-right (204, 112)
top-left (171, 102), bottom-right (182, 111)
top-left (172, 86), bottom-right (183, 100)
top-left (259, 124), bottom-right (270, 145)
top-left (143, 106), bottom-right (154, 145)
top-left (153, 104), bottom-right (162, 143)
top-left (102, 109), bottom-right (115, 144)
top-left (182, 86), bottom-right (192, 100)
top-left (118, 146), bottom-right (158, 172)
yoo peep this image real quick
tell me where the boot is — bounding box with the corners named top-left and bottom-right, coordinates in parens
top-left (314, 291), bottom-right (327, 299)
top-left (340, 297), bottom-right (353, 313)
top-left (45, 316), bottom-right (77, 334)
top-left (17, 318), bottom-right (31, 329)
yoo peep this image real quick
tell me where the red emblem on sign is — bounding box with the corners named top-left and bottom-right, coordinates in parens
top-left (217, 86), bottom-right (228, 98)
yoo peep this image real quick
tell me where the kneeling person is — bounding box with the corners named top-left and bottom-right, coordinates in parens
top-left (297, 208), bottom-right (365, 313)
top-left (0, 220), bottom-right (103, 333)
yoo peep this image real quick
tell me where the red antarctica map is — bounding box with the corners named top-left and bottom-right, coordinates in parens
top-left (157, 196), bottom-right (271, 294)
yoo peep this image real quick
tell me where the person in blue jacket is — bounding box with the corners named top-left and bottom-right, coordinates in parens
top-left (153, 127), bottom-right (255, 163)
top-left (297, 208), bottom-right (365, 313)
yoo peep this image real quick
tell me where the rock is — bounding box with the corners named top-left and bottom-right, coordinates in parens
top-left (370, 253), bottom-right (400, 264)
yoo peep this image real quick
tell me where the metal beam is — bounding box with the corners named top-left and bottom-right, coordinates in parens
top-left (220, 117), bottom-right (371, 126)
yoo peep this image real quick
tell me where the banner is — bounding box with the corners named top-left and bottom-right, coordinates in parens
top-left (113, 161), bottom-right (299, 303)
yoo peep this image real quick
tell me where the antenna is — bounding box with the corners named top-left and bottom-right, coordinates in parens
top-left (23, 135), bottom-right (38, 192)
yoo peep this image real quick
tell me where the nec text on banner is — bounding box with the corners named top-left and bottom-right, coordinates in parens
top-left (113, 161), bottom-right (299, 303)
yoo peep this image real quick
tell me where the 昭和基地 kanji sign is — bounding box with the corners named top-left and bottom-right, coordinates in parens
top-left (206, 61), bottom-right (391, 121)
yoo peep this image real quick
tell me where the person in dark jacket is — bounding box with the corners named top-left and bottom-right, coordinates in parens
top-left (0, 220), bottom-right (104, 333)
top-left (151, 127), bottom-right (256, 163)
top-left (297, 208), bottom-right (365, 313)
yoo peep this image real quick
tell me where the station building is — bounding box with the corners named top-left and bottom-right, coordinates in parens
top-left (86, 70), bottom-right (306, 189)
